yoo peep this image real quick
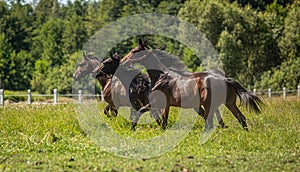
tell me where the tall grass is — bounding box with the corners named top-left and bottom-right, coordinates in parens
top-left (0, 98), bottom-right (299, 171)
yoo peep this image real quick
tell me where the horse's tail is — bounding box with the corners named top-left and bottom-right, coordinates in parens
top-left (226, 78), bottom-right (263, 114)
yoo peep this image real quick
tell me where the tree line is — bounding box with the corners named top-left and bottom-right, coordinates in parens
top-left (0, 0), bottom-right (299, 94)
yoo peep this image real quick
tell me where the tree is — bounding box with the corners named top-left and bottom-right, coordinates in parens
top-left (257, 57), bottom-right (300, 90)
top-left (43, 51), bottom-right (79, 93)
top-left (62, 0), bottom-right (88, 55)
top-left (0, 33), bottom-right (12, 89)
top-left (179, 0), bottom-right (225, 46)
top-left (31, 18), bottom-right (65, 93)
top-left (228, 0), bottom-right (294, 11)
top-left (33, 0), bottom-right (60, 24)
top-left (278, 1), bottom-right (300, 60)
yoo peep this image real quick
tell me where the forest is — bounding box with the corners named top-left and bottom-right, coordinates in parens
top-left (0, 0), bottom-right (299, 94)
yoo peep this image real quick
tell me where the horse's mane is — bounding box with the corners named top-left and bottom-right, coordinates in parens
top-left (85, 53), bottom-right (102, 62)
top-left (151, 49), bottom-right (187, 72)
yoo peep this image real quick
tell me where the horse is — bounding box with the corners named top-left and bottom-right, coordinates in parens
top-left (121, 40), bottom-right (227, 130)
top-left (73, 52), bottom-right (127, 117)
top-left (93, 52), bottom-right (161, 125)
top-left (121, 40), bottom-right (263, 131)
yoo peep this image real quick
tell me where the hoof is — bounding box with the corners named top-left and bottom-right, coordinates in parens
top-left (131, 123), bottom-right (137, 131)
top-left (131, 127), bottom-right (136, 131)
top-left (221, 125), bottom-right (228, 129)
top-left (104, 110), bottom-right (109, 116)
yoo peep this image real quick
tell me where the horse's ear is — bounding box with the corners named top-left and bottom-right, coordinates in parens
top-left (83, 52), bottom-right (89, 60)
top-left (138, 39), bottom-right (143, 46)
top-left (139, 39), bottom-right (148, 49)
top-left (112, 52), bottom-right (121, 60)
top-left (144, 39), bottom-right (148, 46)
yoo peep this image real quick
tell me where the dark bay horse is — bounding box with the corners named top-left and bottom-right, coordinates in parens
top-left (93, 53), bottom-right (161, 125)
top-left (73, 53), bottom-right (127, 117)
top-left (122, 40), bottom-right (263, 131)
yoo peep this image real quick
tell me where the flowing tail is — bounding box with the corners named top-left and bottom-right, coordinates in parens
top-left (226, 78), bottom-right (264, 114)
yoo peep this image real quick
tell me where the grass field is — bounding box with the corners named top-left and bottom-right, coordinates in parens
top-left (0, 98), bottom-right (299, 171)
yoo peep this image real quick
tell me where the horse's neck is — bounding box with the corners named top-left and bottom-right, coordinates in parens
top-left (147, 69), bottom-right (164, 86)
top-left (91, 59), bottom-right (106, 87)
top-left (91, 59), bottom-right (101, 68)
top-left (114, 67), bottom-right (139, 89)
top-left (144, 52), bottom-right (169, 72)
top-left (97, 77), bottom-right (108, 88)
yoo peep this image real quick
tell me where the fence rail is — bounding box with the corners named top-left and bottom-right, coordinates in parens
top-left (0, 86), bottom-right (299, 107)
top-left (0, 89), bottom-right (104, 107)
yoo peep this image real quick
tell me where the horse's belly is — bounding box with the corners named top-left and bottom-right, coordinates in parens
top-left (177, 81), bottom-right (201, 108)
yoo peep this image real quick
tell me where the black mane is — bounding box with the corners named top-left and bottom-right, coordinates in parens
top-left (152, 49), bottom-right (187, 72)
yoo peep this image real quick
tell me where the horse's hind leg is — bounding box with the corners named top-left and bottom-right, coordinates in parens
top-left (161, 106), bottom-right (170, 129)
top-left (215, 109), bottom-right (227, 128)
top-left (129, 108), bottom-right (137, 121)
top-left (203, 105), bottom-right (216, 131)
top-left (132, 104), bottom-right (151, 130)
top-left (194, 107), bottom-right (227, 128)
top-left (225, 102), bottom-right (248, 131)
top-left (150, 109), bottom-right (161, 126)
top-left (194, 107), bottom-right (205, 118)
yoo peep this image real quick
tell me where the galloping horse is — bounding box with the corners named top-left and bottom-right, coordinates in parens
top-left (122, 40), bottom-right (263, 131)
top-left (73, 53), bottom-right (129, 117)
top-left (93, 53), bottom-right (161, 125)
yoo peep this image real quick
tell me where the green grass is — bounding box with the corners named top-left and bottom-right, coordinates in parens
top-left (0, 98), bottom-right (299, 171)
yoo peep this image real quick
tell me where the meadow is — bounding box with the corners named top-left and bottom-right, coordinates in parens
top-left (0, 97), bottom-right (299, 171)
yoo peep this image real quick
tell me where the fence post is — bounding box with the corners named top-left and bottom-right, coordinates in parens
top-left (253, 89), bottom-right (256, 95)
top-left (283, 87), bottom-right (286, 98)
top-left (54, 89), bottom-right (58, 104)
top-left (268, 88), bottom-right (271, 98)
top-left (101, 94), bottom-right (104, 102)
top-left (27, 89), bottom-right (31, 105)
top-left (78, 90), bottom-right (82, 104)
top-left (298, 86), bottom-right (300, 97)
top-left (0, 89), bottom-right (3, 107)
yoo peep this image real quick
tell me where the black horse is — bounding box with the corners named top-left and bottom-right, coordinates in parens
top-left (93, 52), bottom-right (161, 126)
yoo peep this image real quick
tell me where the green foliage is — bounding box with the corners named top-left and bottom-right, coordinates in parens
top-left (43, 52), bottom-right (79, 94)
top-left (257, 57), bottom-right (300, 90)
top-left (0, 0), bottom-right (299, 93)
top-left (278, 1), bottom-right (300, 60)
top-left (182, 47), bottom-right (201, 71)
top-left (180, 0), bottom-right (283, 87)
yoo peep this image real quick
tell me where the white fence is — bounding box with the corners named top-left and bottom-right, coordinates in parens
top-left (0, 89), bottom-right (104, 106)
top-left (0, 86), bottom-right (299, 107)
top-left (253, 86), bottom-right (300, 98)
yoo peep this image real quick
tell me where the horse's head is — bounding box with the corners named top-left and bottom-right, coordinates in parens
top-left (98, 52), bottom-right (122, 75)
top-left (91, 66), bottom-right (112, 86)
top-left (121, 39), bottom-right (167, 74)
top-left (73, 52), bottom-right (101, 81)
top-left (121, 39), bottom-right (150, 63)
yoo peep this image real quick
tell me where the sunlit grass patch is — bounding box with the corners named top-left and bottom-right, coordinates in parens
top-left (0, 98), bottom-right (299, 171)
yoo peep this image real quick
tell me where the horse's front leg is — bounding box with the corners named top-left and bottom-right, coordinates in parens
top-left (150, 109), bottom-right (162, 126)
top-left (104, 104), bottom-right (110, 116)
top-left (131, 104), bottom-right (151, 131)
top-left (109, 104), bottom-right (118, 117)
top-left (129, 108), bottom-right (136, 121)
top-left (161, 106), bottom-right (170, 129)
